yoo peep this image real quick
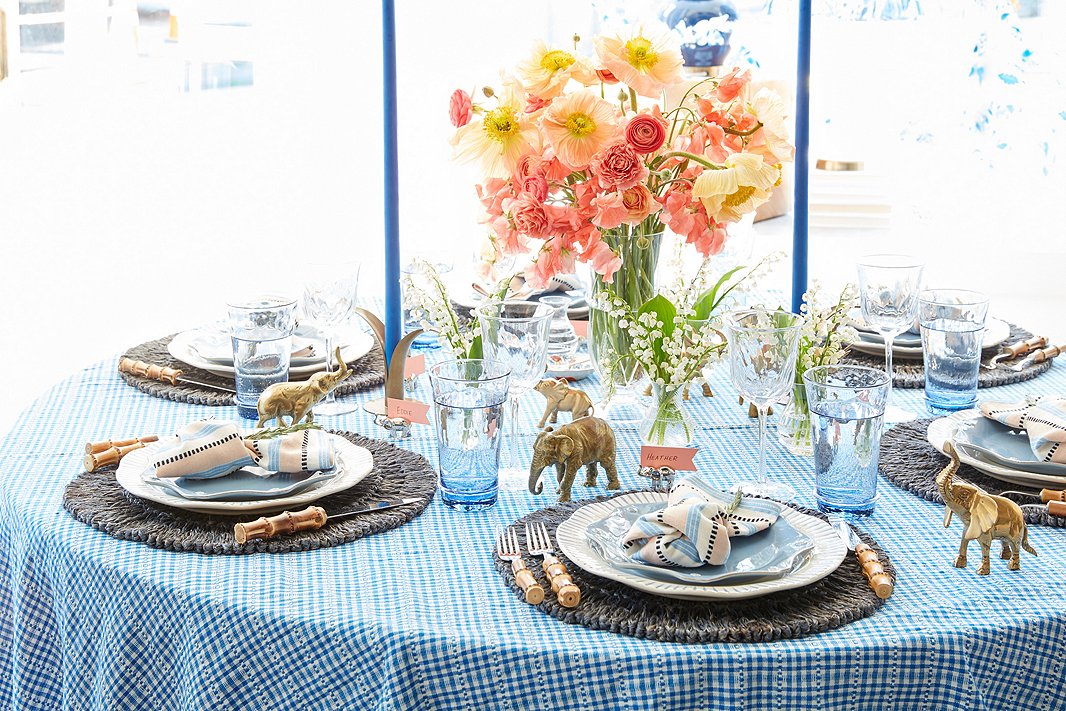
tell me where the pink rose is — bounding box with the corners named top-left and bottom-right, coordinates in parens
top-left (449, 89), bottom-right (473, 128)
top-left (505, 193), bottom-right (552, 239)
top-left (590, 142), bottom-right (648, 191)
top-left (716, 67), bottom-right (751, 103)
top-left (621, 184), bottom-right (660, 224)
top-left (520, 174), bottom-right (549, 202)
top-left (625, 108), bottom-right (669, 154)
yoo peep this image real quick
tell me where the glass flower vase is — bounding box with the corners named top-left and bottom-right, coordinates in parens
top-left (639, 383), bottom-right (696, 447)
top-left (777, 382), bottom-right (813, 457)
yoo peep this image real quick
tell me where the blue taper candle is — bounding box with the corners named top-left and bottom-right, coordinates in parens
top-left (791, 0), bottom-right (812, 314)
top-left (382, 0), bottom-right (401, 363)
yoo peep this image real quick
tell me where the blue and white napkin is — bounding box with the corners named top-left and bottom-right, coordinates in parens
top-left (151, 420), bottom-right (336, 479)
top-left (981, 396), bottom-right (1066, 464)
top-left (620, 475), bottom-right (782, 568)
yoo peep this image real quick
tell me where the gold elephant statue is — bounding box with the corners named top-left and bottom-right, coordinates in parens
top-left (529, 416), bottom-right (619, 503)
top-left (533, 378), bottom-right (594, 429)
top-left (255, 348), bottom-right (351, 428)
top-left (937, 441), bottom-right (1037, 575)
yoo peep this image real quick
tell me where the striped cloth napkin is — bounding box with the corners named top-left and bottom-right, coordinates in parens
top-left (620, 475), bottom-right (782, 568)
top-left (150, 421), bottom-right (336, 479)
top-left (981, 396), bottom-right (1066, 464)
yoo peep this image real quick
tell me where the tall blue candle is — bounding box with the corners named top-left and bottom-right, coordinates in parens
top-left (791, 0), bottom-right (811, 314)
top-left (382, 0), bottom-right (401, 363)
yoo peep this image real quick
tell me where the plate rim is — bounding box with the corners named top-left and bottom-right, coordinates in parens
top-left (144, 467), bottom-right (339, 502)
top-left (116, 435), bottom-right (374, 514)
top-left (927, 412), bottom-right (1066, 487)
top-left (847, 317), bottom-right (1009, 359)
top-left (556, 491), bottom-right (847, 601)
top-left (953, 418), bottom-right (1066, 476)
top-left (168, 329), bottom-right (374, 379)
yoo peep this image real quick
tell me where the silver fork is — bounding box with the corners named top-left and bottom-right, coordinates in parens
top-left (495, 527), bottom-right (544, 605)
top-left (525, 522), bottom-right (581, 608)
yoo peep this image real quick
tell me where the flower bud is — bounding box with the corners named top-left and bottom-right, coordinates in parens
top-left (482, 86), bottom-right (495, 98)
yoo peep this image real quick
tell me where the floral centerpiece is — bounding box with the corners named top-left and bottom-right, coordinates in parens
top-left (447, 24), bottom-right (794, 398)
top-left (777, 283), bottom-right (859, 456)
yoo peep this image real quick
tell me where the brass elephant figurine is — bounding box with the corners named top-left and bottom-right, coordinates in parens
top-left (938, 441), bottom-right (1036, 575)
top-left (256, 348), bottom-right (351, 428)
top-left (529, 416), bottom-right (619, 503)
top-left (533, 378), bottom-right (594, 429)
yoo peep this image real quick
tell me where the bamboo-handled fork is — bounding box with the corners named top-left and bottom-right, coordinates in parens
top-left (496, 527), bottom-right (545, 605)
top-left (526, 522), bottom-right (581, 608)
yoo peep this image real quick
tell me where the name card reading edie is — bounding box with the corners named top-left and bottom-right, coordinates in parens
top-left (639, 445), bottom-right (697, 471)
top-left (386, 398), bottom-right (430, 425)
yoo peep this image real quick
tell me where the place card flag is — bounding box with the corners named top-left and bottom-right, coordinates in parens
top-left (570, 321), bottom-right (589, 338)
top-left (639, 445), bottom-right (697, 471)
top-left (386, 398), bottom-right (430, 425)
top-left (404, 354), bottom-right (426, 378)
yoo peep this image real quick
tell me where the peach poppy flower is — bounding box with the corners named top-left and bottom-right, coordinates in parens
top-left (593, 25), bottom-right (683, 99)
top-left (691, 152), bottom-right (780, 224)
top-left (745, 88), bottom-right (794, 164)
top-left (540, 90), bottom-right (620, 171)
top-left (451, 83), bottom-right (540, 179)
top-left (517, 41), bottom-right (597, 101)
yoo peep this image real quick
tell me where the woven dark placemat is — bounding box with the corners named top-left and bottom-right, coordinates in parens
top-left (841, 322), bottom-right (1052, 388)
top-left (63, 431), bottom-right (436, 554)
top-left (119, 334), bottom-right (385, 406)
top-left (493, 494), bottom-right (893, 643)
top-left (880, 419), bottom-right (1066, 528)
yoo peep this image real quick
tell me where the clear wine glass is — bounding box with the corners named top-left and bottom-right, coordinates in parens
top-left (476, 301), bottom-right (553, 491)
top-left (726, 309), bottom-right (804, 502)
top-left (302, 261), bottom-right (360, 416)
top-left (856, 254), bottom-right (925, 423)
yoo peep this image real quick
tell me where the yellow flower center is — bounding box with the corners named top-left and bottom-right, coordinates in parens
top-left (482, 107), bottom-right (519, 143)
top-left (540, 49), bottom-right (576, 73)
top-left (625, 36), bottom-right (659, 72)
top-left (565, 112), bottom-right (597, 138)
top-left (723, 185), bottom-right (757, 208)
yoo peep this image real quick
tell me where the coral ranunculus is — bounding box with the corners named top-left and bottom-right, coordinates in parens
top-left (505, 193), bottom-right (552, 239)
top-left (590, 142), bottom-right (648, 191)
top-left (449, 89), bottom-right (473, 128)
top-left (593, 24), bottom-right (683, 99)
top-left (621, 184), bottom-right (660, 224)
top-left (624, 107), bottom-right (668, 154)
top-left (540, 90), bottom-right (620, 171)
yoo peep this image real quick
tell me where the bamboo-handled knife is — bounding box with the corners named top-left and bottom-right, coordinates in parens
top-left (831, 518), bottom-right (893, 599)
top-left (233, 498), bottom-right (423, 543)
top-left (1009, 344), bottom-right (1066, 372)
top-left (118, 357), bottom-right (236, 394)
top-left (984, 336), bottom-right (1048, 370)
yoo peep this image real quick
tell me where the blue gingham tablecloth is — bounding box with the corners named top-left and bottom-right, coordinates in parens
top-left (1, 352), bottom-right (1065, 710)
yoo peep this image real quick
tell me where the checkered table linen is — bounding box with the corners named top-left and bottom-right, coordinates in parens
top-left (1, 342), bottom-right (1065, 710)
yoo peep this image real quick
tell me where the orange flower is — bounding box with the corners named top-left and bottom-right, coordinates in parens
top-left (593, 25), bottom-right (683, 99)
top-left (540, 91), bottom-right (620, 170)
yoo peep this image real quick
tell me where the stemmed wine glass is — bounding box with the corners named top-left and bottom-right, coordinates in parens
top-left (726, 309), bottom-right (804, 502)
top-left (303, 261), bottom-right (360, 416)
top-left (475, 301), bottom-right (553, 490)
top-left (856, 255), bottom-right (925, 423)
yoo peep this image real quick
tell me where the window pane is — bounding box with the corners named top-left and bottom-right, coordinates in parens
top-left (19, 22), bottom-right (63, 54)
top-left (19, 0), bottom-right (63, 14)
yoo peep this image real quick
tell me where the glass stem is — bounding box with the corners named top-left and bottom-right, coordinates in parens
top-left (508, 392), bottom-right (520, 468)
top-left (883, 333), bottom-right (894, 404)
top-left (757, 404), bottom-right (768, 485)
top-left (322, 330), bottom-right (337, 406)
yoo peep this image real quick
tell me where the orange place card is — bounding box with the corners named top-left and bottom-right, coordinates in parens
top-left (386, 398), bottom-right (430, 425)
top-left (404, 354), bottom-right (426, 378)
top-left (570, 320), bottom-right (589, 338)
top-left (639, 445), bottom-right (697, 471)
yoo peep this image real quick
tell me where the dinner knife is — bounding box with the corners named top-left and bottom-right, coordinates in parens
top-left (984, 336), bottom-right (1047, 370)
top-left (1008, 344), bottom-right (1066, 372)
top-left (830, 518), bottom-right (894, 600)
top-left (233, 498), bottom-right (423, 543)
top-left (118, 357), bottom-right (237, 394)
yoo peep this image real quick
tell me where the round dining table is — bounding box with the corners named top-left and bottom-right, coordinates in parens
top-left (1, 348), bottom-right (1064, 711)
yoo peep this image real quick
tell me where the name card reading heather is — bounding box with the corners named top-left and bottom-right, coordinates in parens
top-left (570, 320), bottom-right (589, 339)
top-left (639, 445), bottom-right (697, 471)
top-left (404, 354), bottom-right (426, 378)
top-left (386, 398), bottom-right (430, 425)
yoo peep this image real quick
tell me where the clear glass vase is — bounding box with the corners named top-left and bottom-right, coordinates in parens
top-left (640, 383), bottom-right (696, 447)
top-left (588, 224), bottom-right (663, 423)
top-left (777, 382), bottom-right (813, 457)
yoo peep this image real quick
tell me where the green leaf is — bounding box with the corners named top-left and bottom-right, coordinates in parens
top-left (637, 294), bottom-right (678, 363)
top-left (467, 333), bottom-right (483, 360)
top-left (693, 265), bottom-right (747, 319)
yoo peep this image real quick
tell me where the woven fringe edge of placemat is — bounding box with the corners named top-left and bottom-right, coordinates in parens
top-left (62, 431), bottom-right (436, 554)
top-left (841, 322), bottom-right (1052, 389)
top-left (880, 419), bottom-right (1066, 528)
top-left (118, 334), bottom-right (385, 406)
top-left (492, 493), bottom-right (893, 644)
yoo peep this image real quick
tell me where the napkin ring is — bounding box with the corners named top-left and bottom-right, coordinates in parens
top-left (638, 465), bottom-right (676, 492)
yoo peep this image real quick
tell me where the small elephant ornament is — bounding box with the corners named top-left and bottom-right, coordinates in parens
top-left (938, 441), bottom-right (1037, 575)
top-left (529, 416), bottom-right (619, 502)
top-left (256, 348), bottom-right (351, 427)
top-left (533, 378), bottom-right (594, 428)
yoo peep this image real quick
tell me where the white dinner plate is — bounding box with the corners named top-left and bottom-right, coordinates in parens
top-left (116, 435), bottom-right (374, 514)
top-left (142, 466), bottom-right (338, 501)
top-left (183, 322), bottom-right (328, 366)
top-left (545, 353), bottom-right (594, 381)
top-left (168, 328), bottom-right (375, 379)
top-left (555, 491), bottom-right (846, 601)
top-left (847, 318), bottom-right (1009, 360)
top-left (927, 411), bottom-right (1066, 488)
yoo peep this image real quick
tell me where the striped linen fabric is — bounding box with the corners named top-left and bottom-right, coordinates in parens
top-left (246, 428), bottom-right (335, 473)
top-left (620, 475), bottom-right (781, 567)
top-left (980, 396), bottom-right (1066, 463)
